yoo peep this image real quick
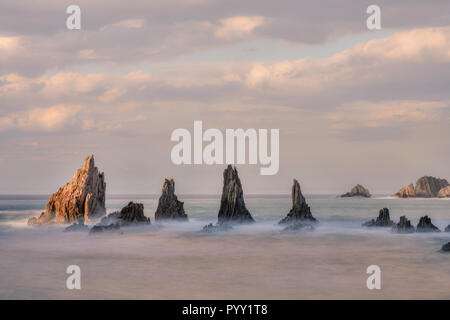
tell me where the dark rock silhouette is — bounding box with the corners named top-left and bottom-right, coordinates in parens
top-left (445, 225), bottom-right (450, 232)
top-left (396, 176), bottom-right (449, 198)
top-left (155, 179), bottom-right (188, 221)
top-left (64, 218), bottom-right (89, 232)
top-left (362, 208), bottom-right (394, 227)
top-left (217, 165), bottom-right (254, 224)
top-left (28, 155), bottom-right (106, 225)
top-left (341, 184), bottom-right (371, 198)
top-left (282, 222), bottom-right (315, 233)
top-left (442, 242), bottom-right (450, 252)
top-left (392, 216), bottom-right (415, 233)
top-left (416, 216), bottom-right (440, 233)
top-left (279, 179), bottom-right (316, 224)
top-left (91, 201), bottom-right (150, 234)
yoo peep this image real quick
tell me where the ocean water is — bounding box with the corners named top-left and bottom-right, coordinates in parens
top-left (0, 194), bottom-right (449, 299)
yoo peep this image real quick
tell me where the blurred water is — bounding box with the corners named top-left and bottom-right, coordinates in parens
top-left (0, 194), bottom-right (449, 299)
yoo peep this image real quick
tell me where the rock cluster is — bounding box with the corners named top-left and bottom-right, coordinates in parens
top-left (28, 155), bottom-right (106, 225)
top-left (362, 208), bottom-right (394, 227)
top-left (217, 165), bottom-right (254, 224)
top-left (442, 242), bottom-right (450, 252)
top-left (392, 216), bottom-right (415, 234)
top-left (155, 179), bottom-right (187, 221)
top-left (64, 219), bottom-right (89, 232)
top-left (280, 179), bottom-right (316, 224)
top-left (341, 184), bottom-right (371, 198)
top-left (396, 176), bottom-right (449, 198)
top-left (90, 202), bottom-right (150, 234)
top-left (416, 216), bottom-right (440, 233)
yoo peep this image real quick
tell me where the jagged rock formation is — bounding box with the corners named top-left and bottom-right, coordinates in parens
top-left (280, 179), bottom-right (316, 224)
top-left (201, 223), bottom-right (233, 233)
top-left (392, 216), bottom-right (415, 234)
top-left (281, 222), bottom-right (315, 233)
top-left (416, 216), bottom-right (440, 233)
top-left (96, 202), bottom-right (150, 228)
top-left (395, 176), bottom-right (449, 198)
top-left (90, 223), bottom-right (121, 234)
top-left (155, 179), bottom-right (188, 221)
top-left (28, 155), bottom-right (106, 225)
top-left (64, 219), bottom-right (89, 232)
top-left (217, 165), bottom-right (254, 224)
top-left (442, 242), bottom-right (450, 252)
top-left (437, 186), bottom-right (450, 198)
top-left (395, 184), bottom-right (415, 198)
top-left (445, 225), bottom-right (450, 232)
top-left (362, 208), bottom-right (394, 227)
top-left (341, 184), bottom-right (371, 198)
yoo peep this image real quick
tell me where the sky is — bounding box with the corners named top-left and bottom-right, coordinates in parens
top-left (0, 0), bottom-right (450, 195)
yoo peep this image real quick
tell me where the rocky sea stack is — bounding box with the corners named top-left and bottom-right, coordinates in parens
top-left (396, 176), bottom-right (449, 198)
top-left (437, 186), bottom-right (450, 198)
top-left (362, 208), bottom-right (394, 227)
top-left (279, 179), bottom-right (316, 224)
top-left (341, 184), bottom-right (371, 198)
top-left (28, 155), bottom-right (106, 225)
top-left (90, 202), bottom-right (150, 233)
top-left (416, 216), bottom-right (440, 233)
top-left (392, 216), bottom-right (415, 234)
top-left (217, 165), bottom-right (254, 224)
top-left (155, 179), bottom-right (187, 221)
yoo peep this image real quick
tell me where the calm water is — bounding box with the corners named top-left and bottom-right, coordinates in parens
top-left (0, 194), bottom-right (449, 299)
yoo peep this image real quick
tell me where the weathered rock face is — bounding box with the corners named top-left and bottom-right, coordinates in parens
top-left (395, 184), bottom-right (416, 198)
top-left (437, 186), bottom-right (450, 198)
top-left (217, 165), bottom-right (254, 224)
top-left (280, 179), bottom-right (316, 224)
top-left (442, 242), bottom-right (450, 252)
top-left (362, 208), bottom-right (394, 227)
top-left (396, 176), bottom-right (449, 198)
top-left (341, 184), bottom-right (371, 198)
top-left (28, 155), bottom-right (106, 225)
top-left (97, 202), bottom-right (150, 227)
top-left (392, 216), bottom-right (415, 233)
top-left (416, 215), bottom-right (440, 233)
top-left (155, 179), bottom-right (188, 221)
top-left (415, 176), bottom-right (449, 197)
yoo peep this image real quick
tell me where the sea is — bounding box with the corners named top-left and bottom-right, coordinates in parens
top-left (0, 194), bottom-right (449, 299)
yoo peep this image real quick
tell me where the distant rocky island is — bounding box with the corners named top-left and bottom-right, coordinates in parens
top-left (340, 184), bottom-right (371, 198)
top-left (396, 176), bottom-right (449, 198)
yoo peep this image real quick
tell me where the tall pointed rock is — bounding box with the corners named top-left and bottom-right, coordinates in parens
top-left (279, 179), bottom-right (316, 224)
top-left (218, 165), bottom-right (254, 224)
top-left (28, 155), bottom-right (106, 225)
top-left (155, 178), bottom-right (188, 221)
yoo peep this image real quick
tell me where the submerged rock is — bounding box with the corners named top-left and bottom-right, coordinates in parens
top-left (201, 223), bottom-right (233, 233)
top-left (28, 155), bottom-right (106, 225)
top-left (445, 225), bottom-right (450, 232)
top-left (441, 242), bottom-right (450, 252)
top-left (89, 223), bottom-right (121, 234)
top-left (217, 165), bottom-right (254, 224)
top-left (281, 222), bottom-right (315, 233)
top-left (437, 186), bottom-right (450, 198)
top-left (362, 208), bottom-right (394, 227)
top-left (392, 216), bottom-right (415, 234)
top-left (396, 176), bottom-right (449, 198)
top-left (64, 219), bottom-right (89, 232)
top-left (279, 179), bottom-right (316, 224)
top-left (416, 216), bottom-right (440, 233)
top-left (155, 179), bottom-right (188, 221)
top-left (341, 184), bottom-right (371, 198)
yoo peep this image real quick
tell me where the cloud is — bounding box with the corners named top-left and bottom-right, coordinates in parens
top-left (0, 104), bottom-right (85, 132)
top-left (99, 88), bottom-right (127, 103)
top-left (215, 16), bottom-right (265, 40)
